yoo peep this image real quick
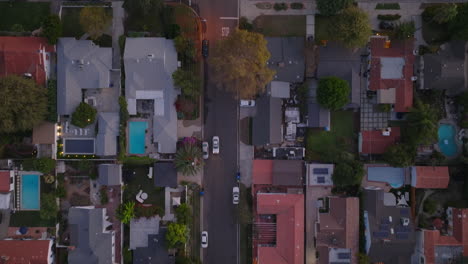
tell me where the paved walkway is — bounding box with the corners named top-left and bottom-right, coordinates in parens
top-left (240, 0), bottom-right (316, 21)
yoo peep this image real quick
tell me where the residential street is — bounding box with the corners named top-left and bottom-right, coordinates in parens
top-left (195, 0), bottom-right (240, 262)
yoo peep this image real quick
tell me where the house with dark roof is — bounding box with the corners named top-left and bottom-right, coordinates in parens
top-left (0, 239), bottom-right (54, 263)
top-left (0, 36), bottom-right (54, 86)
top-left (133, 228), bottom-right (175, 264)
top-left (252, 159), bottom-right (304, 187)
top-left (359, 127), bottom-right (401, 155)
top-left (363, 188), bottom-right (415, 263)
top-left (413, 207), bottom-right (468, 264)
top-left (252, 94), bottom-right (283, 146)
top-left (153, 162), bottom-right (177, 188)
top-left (68, 206), bottom-right (115, 264)
top-left (306, 163), bottom-right (334, 186)
top-left (97, 164), bottom-right (122, 186)
top-left (307, 79), bottom-right (330, 129)
top-left (32, 121), bottom-right (57, 158)
top-left (410, 166), bottom-right (450, 189)
top-left (419, 41), bottom-right (467, 95)
top-left (124, 38), bottom-right (179, 154)
top-left (266, 37), bottom-right (305, 84)
top-left (315, 197), bottom-right (359, 264)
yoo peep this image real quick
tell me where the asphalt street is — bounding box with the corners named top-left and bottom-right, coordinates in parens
top-left (195, 0), bottom-right (240, 262)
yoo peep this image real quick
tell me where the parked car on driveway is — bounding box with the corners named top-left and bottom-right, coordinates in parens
top-left (233, 186), bottom-right (239, 204)
top-left (202, 39), bottom-right (209, 57)
top-left (240, 100), bottom-right (255, 107)
top-left (201, 231), bottom-right (208, 248)
top-left (212, 136), bottom-right (219, 154)
top-left (202, 141), bottom-right (209, 159)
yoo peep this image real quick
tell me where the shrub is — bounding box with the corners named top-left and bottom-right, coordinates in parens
top-left (239, 17), bottom-right (253, 31)
top-left (43, 174), bottom-right (55, 184)
top-left (71, 102), bottom-right (97, 128)
top-left (255, 2), bottom-right (272, 9)
top-left (10, 24), bottom-right (24, 32)
top-left (423, 199), bottom-right (438, 215)
top-left (317, 76), bottom-right (350, 110)
top-left (377, 14), bottom-right (401, 21)
top-left (135, 205), bottom-right (163, 218)
top-left (377, 104), bottom-right (392, 112)
top-left (273, 3), bottom-right (288, 11)
top-left (100, 188), bottom-right (109, 205)
top-left (393, 21), bottom-right (416, 40)
top-left (47, 80), bottom-right (57, 122)
top-left (41, 15), bottom-right (62, 45)
top-left (22, 158), bottom-right (56, 174)
top-left (317, 0), bottom-right (353, 16)
top-left (121, 156), bottom-right (156, 166)
top-left (56, 185), bottom-right (66, 198)
top-left (290, 2), bottom-right (304, 9)
top-left (375, 3), bottom-right (400, 10)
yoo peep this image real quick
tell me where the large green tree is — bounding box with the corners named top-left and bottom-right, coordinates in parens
top-left (71, 102), bottom-right (97, 128)
top-left (384, 144), bottom-right (415, 167)
top-left (0, 75), bottom-right (47, 133)
top-left (175, 203), bottom-right (191, 225)
top-left (393, 21), bottom-right (416, 40)
top-left (166, 222), bottom-right (188, 249)
top-left (332, 6), bottom-right (372, 48)
top-left (317, 0), bottom-right (353, 16)
top-left (41, 15), bottom-right (62, 45)
top-left (448, 3), bottom-right (468, 40)
top-left (433, 4), bottom-right (458, 24)
top-left (332, 160), bottom-right (364, 187)
top-left (173, 69), bottom-right (201, 99)
top-left (317, 76), bottom-right (350, 110)
top-left (405, 100), bottom-right (438, 145)
top-left (79, 7), bottom-right (112, 40)
top-left (117, 201), bottom-right (135, 224)
top-left (209, 29), bottom-right (275, 99)
top-left (174, 144), bottom-right (202, 176)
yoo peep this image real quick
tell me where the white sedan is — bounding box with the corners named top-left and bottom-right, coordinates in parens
top-left (201, 231), bottom-right (208, 248)
top-left (212, 136), bottom-right (220, 154)
top-left (240, 100), bottom-right (255, 107)
top-left (233, 186), bottom-right (240, 204)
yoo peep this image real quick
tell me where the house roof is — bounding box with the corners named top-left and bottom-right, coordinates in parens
top-left (0, 239), bottom-right (52, 264)
top-left (307, 79), bottom-right (330, 128)
top-left (32, 122), bottom-right (56, 145)
top-left (269, 81), bottom-right (291, 98)
top-left (0, 37), bottom-right (54, 86)
top-left (97, 164), bottom-right (122, 186)
top-left (154, 162), bottom-right (177, 188)
top-left (306, 163), bottom-right (334, 186)
top-left (369, 37), bottom-right (415, 112)
top-left (130, 216), bottom-right (160, 250)
top-left (124, 38), bottom-right (179, 153)
top-left (266, 37), bottom-right (305, 83)
top-left (133, 228), bottom-right (175, 264)
top-left (453, 208), bottom-right (468, 255)
top-left (411, 166), bottom-right (449, 189)
top-left (272, 160), bottom-right (303, 186)
top-left (359, 127), bottom-right (401, 154)
top-left (252, 160), bottom-right (274, 185)
top-left (57, 38), bottom-right (112, 115)
top-left (68, 207), bottom-right (114, 264)
top-left (316, 197), bottom-right (359, 264)
top-left (256, 193), bottom-right (304, 264)
top-left (96, 112), bottom-right (119, 156)
top-left (252, 94), bottom-right (283, 146)
top-left (0, 171), bottom-right (11, 193)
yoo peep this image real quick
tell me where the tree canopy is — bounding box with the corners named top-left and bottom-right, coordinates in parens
top-left (433, 4), bottom-right (458, 24)
top-left (42, 15), bottom-right (62, 44)
top-left (175, 203), bottom-right (191, 225)
top-left (71, 102), bottom-right (97, 128)
top-left (317, 0), bottom-right (353, 16)
top-left (209, 29), bottom-right (275, 99)
top-left (80, 7), bottom-right (112, 40)
top-left (332, 160), bottom-right (364, 187)
top-left (317, 76), bottom-right (350, 110)
top-left (384, 144), bottom-right (415, 167)
top-left (405, 100), bottom-right (438, 145)
top-left (393, 21), bottom-right (416, 40)
top-left (448, 3), bottom-right (468, 40)
top-left (174, 143), bottom-right (202, 176)
top-left (117, 201), bottom-right (135, 224)
top-left (332, 6), bottom-right (372, 48)
top-left (173, 69), bottom-right (201, 99)
top-left (166, 222), bottom-right (188, 249)
top-left (0, 75), bottom-right (48, 133)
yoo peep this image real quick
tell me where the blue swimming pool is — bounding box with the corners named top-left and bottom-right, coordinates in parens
top-left (129, 121), bottom-right (148, 155)
top-left (21, 174), bottom-right (40, 210)
top-left (438, 124), bottom-right (458, 157)
top-left (367, 167), bottom-right (405, 188)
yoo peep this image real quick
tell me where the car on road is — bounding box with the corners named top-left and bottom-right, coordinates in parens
top-left (212, 136), bottom-right (219, 154)
top-left (202, 141), bottom-right (209, 159)
top-left (201, 231), bottom-right (208, 248)
top-left (240, 100), bottom-right (255, 107)
top-left (233, 186), bottom-right (239, 204)
top-left (202, 39), bottom-right (209, 58)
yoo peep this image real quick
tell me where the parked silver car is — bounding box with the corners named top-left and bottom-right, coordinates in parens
top-left (233, 186), bottom-right (240, 204)
top-left (202, 141), bottom-right (209, 159)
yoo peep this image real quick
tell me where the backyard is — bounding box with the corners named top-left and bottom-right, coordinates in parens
top-left (0, 2), bottom-right (50, 31)
top-left (253, 15), bottom-right (306, 37)
top-left (61, 7), bottom-right (113, 39)
top-left (306, 111), bottom-right (357, 162)
top-left (122, 166), bottom-right (165, 211)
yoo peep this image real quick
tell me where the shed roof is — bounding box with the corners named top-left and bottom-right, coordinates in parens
top-left (97, 164), bottom-right (122, 186)
top-left (411, 166), bottom-right (449, 189)
top-left (154, 162), bottom-right (177, 188)
top-left (133, 228), bottom-right (175, 264)
top-left (0, 239), bottom-right (52, 264)
top-left (307, 79), bottom-right (330, 128)
top-left (252, 95), bottom-right (283, 146)
top-left (32, 122), bottom-right (56, 145)
top-left (130, 216), bottom-right (160, 250)
top-left (252, 160), bottom-right (274, 185)
top-left (0, 171), bottom-right (12, 193)
top-left (272, 160), bottom-right (303, 186)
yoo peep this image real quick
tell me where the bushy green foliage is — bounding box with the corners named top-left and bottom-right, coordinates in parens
top-left (174, 144), bottom-right (202, 176)
top-left (377, 14), bottom-right (401, 21)
top-left (405, 100), bottom-right (438, 145)
top-left (117, 201), bottom-right (135, 224)
top-left (46, 80), bottom-right (57, 122)
top-left (290, 2), bottom-right (304, 9)
top-left (377, 104), bottom-right (392, 112)
top-left (273, 3), bottom-right (288, 11)
top-left (173, 69), bottom-right (201, 99)
top-left (175, 203), bottom-right (191, 225)
top-left (423, 199), bottom-right (438, 215)
top-left (56, 185), bottom-right (66, 198)
top-left (375, 3), bottom-right (400, 10)
top-left (71, 102), bottom-right (97, 128)
top-left (100, 188), bottom-right (109, 205)
top-left (42, 15), bottom-right (62, 44)
top-left (10, 24), bottom-right (24, 32)
top-left (332, 160), bottom-right (365, 187)
top-left (40, 193), bottom-right (58, 220)
top-left (393, 21), bottom-right (416, 40)
top-left (174, 35), bottom-right (196, 67)
top-left (317, 76), bottom-right (350, 110)
top-left (239, 17), bottom-right (253, 31)
top-left (331, 7), bottom-right (372, 48)
top-left (317, 0), bottom-right (352, 16)
top-left (384, 144), bottom-right (415, 167)
top-left (23, 158), bottom-right (56, 174)
top-left (121, 156), bottom-right (156, 166)
top-left (448, 3), bottom-right (468, 40)
top-left (165, 222), bottom-right (188, 249)
top-left (135, 205), bottom-right (163, 218)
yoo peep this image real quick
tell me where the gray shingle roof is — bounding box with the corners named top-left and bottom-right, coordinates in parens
top-left (252, 94), bottom-right (283, 146)
top-left (307, 79), bottom-right (330, 128)
top-left (133, 228), bottom-right (175, 264)
top-left (266, 37), bottom-right (305, 83)
top-left (68, 207), bottom-right (114, 264)
top-left (57, 38), bottom-right (112, 115)
top-left (154, 162), bottom-right (177, 188)
top-left (130, 216), bottom-right (160, 250)
top-left (97, 164), bottom-right (122, 186)
top-left (124, 38), bottom-right (179, 153)
top-left (96, 112), bottom-right (119, 157)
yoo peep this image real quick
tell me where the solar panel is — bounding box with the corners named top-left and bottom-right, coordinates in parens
top-left (400, 208), bottom-right (409, 216)
top-left (396, 232), bottom-right (409, 240)
top-left (313, 168), bottom-right (329, 174)
top-left (373, 231), bottom-right (389, 238)
top-left (337, 253), bottom-right (351, 259)
top-left (317, 176), bottom-right (325, 183)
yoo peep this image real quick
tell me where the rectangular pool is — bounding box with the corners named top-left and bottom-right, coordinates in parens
top-left (129, 121), bottom-right (148, 155)
top-left (64, 138), bottom-right (95, 154)
top-left (21, 174), bottom-right (40, 210)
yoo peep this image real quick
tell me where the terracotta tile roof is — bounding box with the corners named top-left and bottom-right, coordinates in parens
top-left (0, 171), bottom-right (11, 193)
top-left (257, 193), bottom-right (304, 264)
top-left (360, 127), bottom-right (401, 154)
top-left (453, 208), bottom-right (468, 255)
top-left (369, 37), bottom-right (415, 112)
top-left (0, 239), bottom-right (51, 264)
top-left (0, 37), bottom-right (54, 86)
top-left (253, 160), bottom-right (274, 185)
top-left (412, 166), bottom-right (449, 189)
top-left (32, 122), bottom-right (56, 144)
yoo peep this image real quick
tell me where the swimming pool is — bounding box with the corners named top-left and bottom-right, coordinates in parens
top-left (129, 121), bottom-right (148, 155)
top-left (438, 124), bottom-right (458, 157)
top-left (367, 167), bottom-right (405, 188)
top-left (21, 174), bottom-right (40, 210)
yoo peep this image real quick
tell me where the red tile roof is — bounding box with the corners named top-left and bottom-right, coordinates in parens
top-left (257, 193), bottom-right (304, 264)
top-left (453, 208), bottom-right (468, 255)
top-left (360, 127), bottom-right (401, 154)
top-left (412, 166), bottom-right (450, 189)
top-left (369, 37), bottom-right (415, 112)
top-left (0, 37), bottom-right (54, 86)
top-left (0, 239), bottom-right (51, 264)
top-left (0, 171), bottom-right (11, 193)
top-left (253, 160), bottom-right (273, 185)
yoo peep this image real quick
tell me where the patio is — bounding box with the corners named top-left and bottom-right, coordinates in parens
top-left (122, 166), bottom-right (165, 211)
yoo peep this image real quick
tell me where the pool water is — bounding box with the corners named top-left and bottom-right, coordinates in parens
top-left (129, 121), bottom-right (148, 155)
top-left (438, 124), bottom-right (457, 157)
top-left (367, 167), bottom-right (405, 189)
top-left (21, 174), bottom-right (40, 210)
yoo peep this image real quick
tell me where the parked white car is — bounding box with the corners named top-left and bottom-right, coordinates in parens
top-left (240, 100), bottom-right (255, 107)
top-left (202, 141), bottom-right (209, 159)
top-left (212, 136), bottom-right (220, 154)
top-left (201, 231), bottom-right (208, 248)
top-left (233, 186), bottom-right (240, 204)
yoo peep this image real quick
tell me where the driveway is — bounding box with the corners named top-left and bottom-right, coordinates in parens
top-left (111, 1), bottom-right (124, 69)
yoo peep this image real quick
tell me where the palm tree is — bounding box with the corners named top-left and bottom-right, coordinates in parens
top-left (174, 144), bottom-right (202, 176)
top-left (406, 100), bottom-right (438, 145)
top-left (117, 201), bottom-right (135, 224)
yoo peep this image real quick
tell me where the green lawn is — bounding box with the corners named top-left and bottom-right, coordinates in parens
top-left (61, 7), bottom-right (84, 38)
top-left (315, 15), bottom-right (333, 42)
top-left (123, 166), bottom-right (165, 210)
top-left (306, 111), bottom-right (356, 162)
top-left (0, 2), bottom-right (50, 31)
top-left (253, 15), bottom-right (306, 37)
top-left (10, 211), bottom-right (56, 227)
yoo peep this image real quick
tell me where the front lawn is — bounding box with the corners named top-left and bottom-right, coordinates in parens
top-left (253, 15), bottom-right (306, 37)
top-left (0, 2), bottom-right (50, 31)
top-left (122, 166), bottom-right (165, 211)
top-left (306, 111), bottom-right (356, 162)
top-left (315, 15), bottom-right (333, 42)
top-left (10, 211), bottom-right (56, 227)
top-left (61, 7), bottom-right (84, 38)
